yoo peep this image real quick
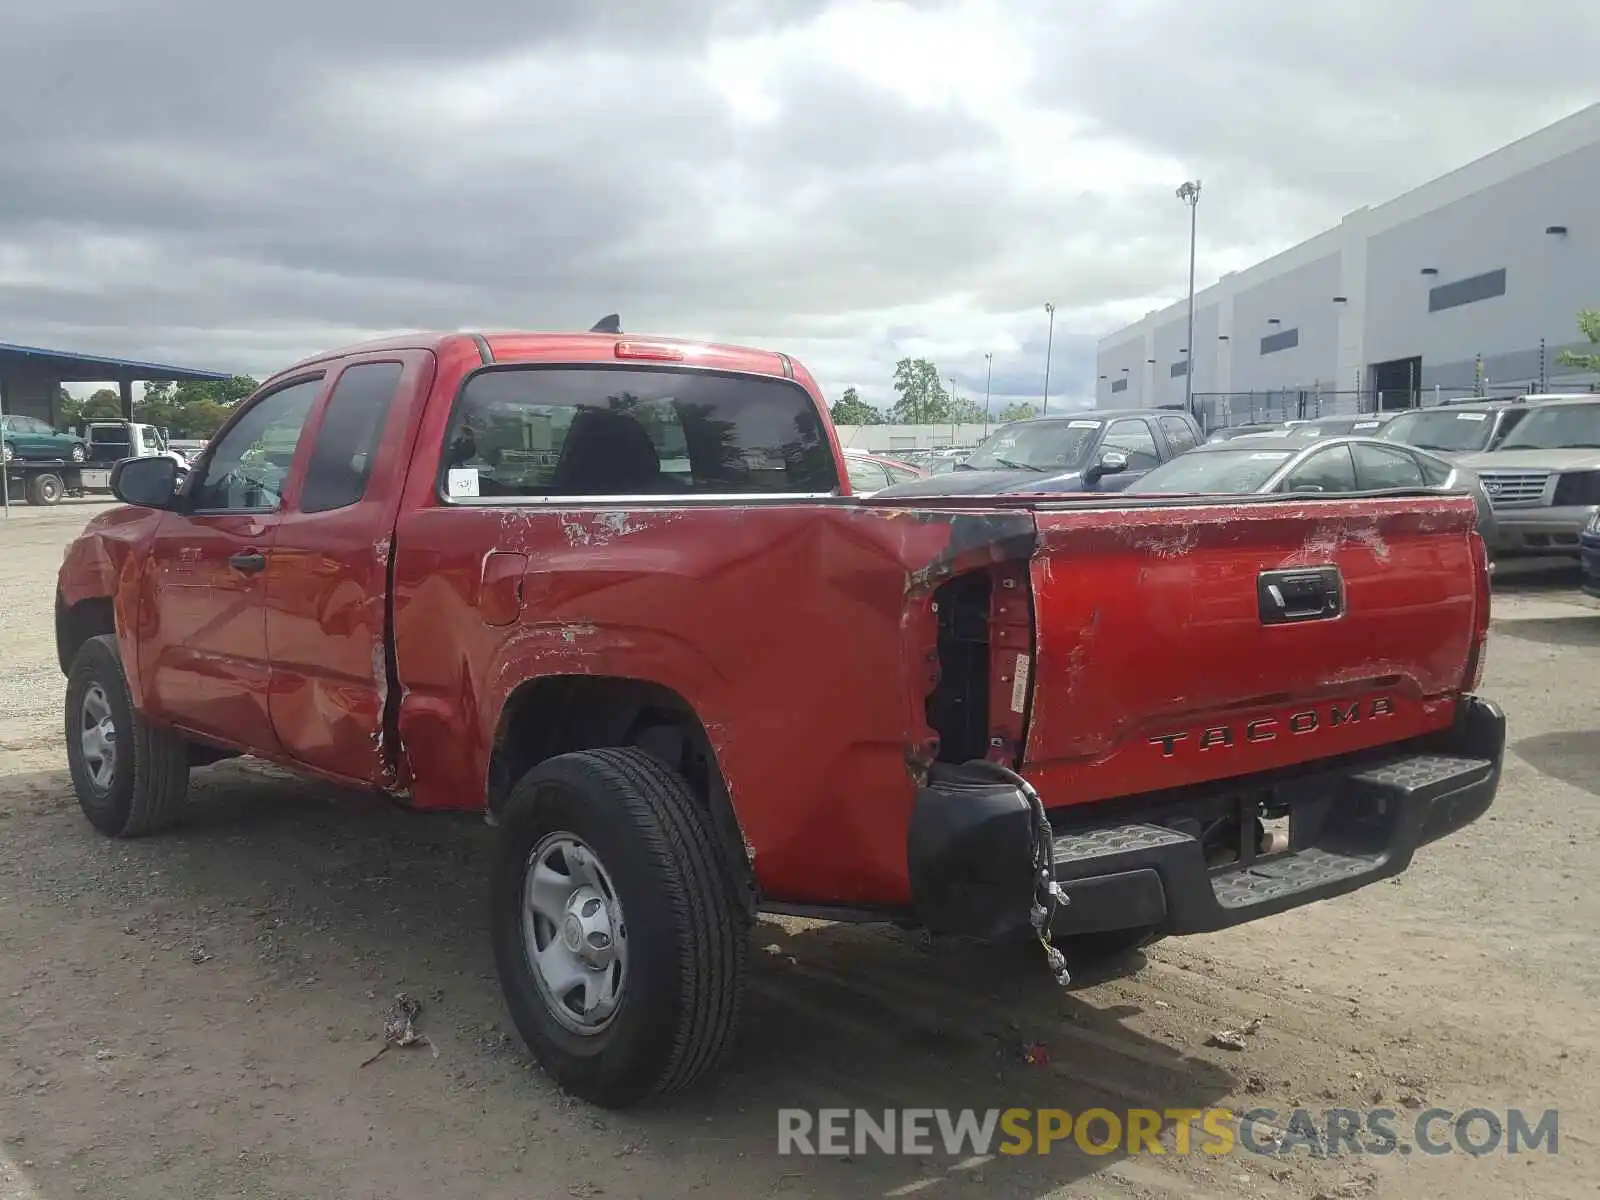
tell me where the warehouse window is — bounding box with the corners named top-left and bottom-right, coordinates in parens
top-left (1110, 378), bottom-right (1128, 393)
top-left (1429, 268), bottom-right (1507, 313)
top-left (1260, 328), bottom-right (1300, 355)
top-left (1170, 360), bottom-right (1188, 378)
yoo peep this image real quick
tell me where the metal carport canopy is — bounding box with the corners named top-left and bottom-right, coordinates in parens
top-left (0, 340), bottom-right (231, 422)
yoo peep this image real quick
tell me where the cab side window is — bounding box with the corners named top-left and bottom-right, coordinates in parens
top-left (189, 378), bottom-right (322, 512)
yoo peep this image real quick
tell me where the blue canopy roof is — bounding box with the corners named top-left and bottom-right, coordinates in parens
top-left (0, 340), bottom-right (230, 383)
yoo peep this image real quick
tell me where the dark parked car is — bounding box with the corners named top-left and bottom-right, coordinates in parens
top-left (1205, 422), bottom-right (1288, 443)
top-left (1124, 435), bottom-right (1498, 564)
top-left (1, 414), bottom-right (87, 464)
top-left (1377, 401), bottom-right (1536, 459)
top-left (1283, 414), bottom-right (1394, 440)
top-left (875, 410), bottom-right (1204, 497)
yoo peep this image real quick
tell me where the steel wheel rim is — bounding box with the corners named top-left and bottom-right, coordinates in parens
top-left (522, 832), bottom-right (628, 1035)
top-left (80, 683), bottom-right (118, 791)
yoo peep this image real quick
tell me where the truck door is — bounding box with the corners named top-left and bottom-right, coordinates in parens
top-left (141, 376), bottom-right (325, 749)
top-left (264, 351), bottom-right (434, 785)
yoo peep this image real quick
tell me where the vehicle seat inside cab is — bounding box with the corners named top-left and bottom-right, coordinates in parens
top-left (551, 408), bottom-right (664, 495)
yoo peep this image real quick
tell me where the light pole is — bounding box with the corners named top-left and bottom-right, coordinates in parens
top-left (1176, 180), bottom-right (1202, 419)
top-left (983, 352), bottom-right (994, 435)
top-left (1042, 302), bottom-right (1055, 416)
top-left (947, 376), bottom-right (958, 446)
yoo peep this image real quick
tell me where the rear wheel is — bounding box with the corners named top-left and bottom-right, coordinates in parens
top-left (64, 634), bottom-right (191, 837)
top-left (25, 472), bottom-right (63, 506)
top-left (491, 747), bottom-right (747, 1107)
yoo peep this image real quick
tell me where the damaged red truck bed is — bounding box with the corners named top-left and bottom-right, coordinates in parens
top-left (56, 329), bottom-right (1502, 1107)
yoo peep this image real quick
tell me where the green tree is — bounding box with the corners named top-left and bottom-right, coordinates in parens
top-left (949, 393), bottom-right (984, 423)
top-left (997, 401), bottom-right (1038, 422)
top-left (829, 386), bottom-right (885, 425)
top-left (173, 374), bottom-right (259, 408)
top-left (890, 358), bottom-right (949, 424)
top-left (82, 389), bottom-right (124, 420)
top-left (1557, 309), bottom-right (1600, 374)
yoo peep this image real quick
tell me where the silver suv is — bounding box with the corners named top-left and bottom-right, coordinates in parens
top-left (1458, 396), bottom-right (1600, 557)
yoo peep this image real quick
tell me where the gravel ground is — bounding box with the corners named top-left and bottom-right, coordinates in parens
top-left (2, 501), bottom-right (1597, 1199)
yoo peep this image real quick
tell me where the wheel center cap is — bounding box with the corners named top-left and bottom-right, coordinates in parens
top-left (561, 913), bottom-right (584, 952)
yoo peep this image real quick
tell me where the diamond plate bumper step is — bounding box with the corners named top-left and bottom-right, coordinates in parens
top-left (1044, 711), bottom-right (1502, 936)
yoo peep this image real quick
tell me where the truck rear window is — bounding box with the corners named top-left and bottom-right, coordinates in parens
top-left (439, 366), bottom-right (839, 498)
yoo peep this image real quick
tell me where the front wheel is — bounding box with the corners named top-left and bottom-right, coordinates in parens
top-left (491, 747), bottom-right (747, 1107)
top-left (64, 634), bottom-right (191, 837)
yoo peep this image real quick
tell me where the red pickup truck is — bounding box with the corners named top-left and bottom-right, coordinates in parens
top-left (56, 328), bottom-right (1503, 1107)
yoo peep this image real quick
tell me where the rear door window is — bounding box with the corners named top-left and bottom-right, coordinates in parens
top-left (846, 458), bottom-right (891, 493)
top-left (1283, 444), bottom-right (1357, 493)
top-left (440, 366), bottom-right (839, 498)
top-left (1351, 442), bottom-right (1426, 490)
top-left (300, 362), bottom-right (405, 513)
top-left (1103, 419), bottom-right (1161, 469)
top-left (1158, 416), bottom-right (1200, 454)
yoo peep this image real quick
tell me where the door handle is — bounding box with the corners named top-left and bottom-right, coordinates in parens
top-left (229, 551), bottom-right (267, 574)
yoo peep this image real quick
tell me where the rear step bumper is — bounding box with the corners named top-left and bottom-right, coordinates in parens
top-left (907, 695), bottom-right (1504, 941)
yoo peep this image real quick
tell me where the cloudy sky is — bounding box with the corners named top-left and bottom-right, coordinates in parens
top-left (2, 1), bottom-right (1594, 413)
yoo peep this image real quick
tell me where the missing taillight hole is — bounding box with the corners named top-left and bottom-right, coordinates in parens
top-left (927, 572), bottom-right (991, 764)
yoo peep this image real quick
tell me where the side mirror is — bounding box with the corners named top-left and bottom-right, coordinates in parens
top-left (1085, 448), bottom-right (1130, 485)
top-left (110, 455), bottom-right (180, 509)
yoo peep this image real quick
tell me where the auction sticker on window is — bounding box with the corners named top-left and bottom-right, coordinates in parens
top-left (1456, 413), bottom-right (1488, 421)
top-left (446, 467), bottom-right (481, 498)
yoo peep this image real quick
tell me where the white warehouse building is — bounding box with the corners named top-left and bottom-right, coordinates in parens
top-left (1095, 103), bottom-right (1600, 429)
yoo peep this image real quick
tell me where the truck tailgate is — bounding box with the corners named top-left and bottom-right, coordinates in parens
top-left (1019, 494), bottom-right (1484, 804)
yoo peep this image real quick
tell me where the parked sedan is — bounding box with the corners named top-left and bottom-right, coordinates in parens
top-left (1124, 435), bottom-right (1498, 561)
top-left (1, 414), bottom-right (88, 464)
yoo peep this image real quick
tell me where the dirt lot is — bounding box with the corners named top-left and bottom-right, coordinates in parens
top-left (2, 501), bottom-right (1597, 1200)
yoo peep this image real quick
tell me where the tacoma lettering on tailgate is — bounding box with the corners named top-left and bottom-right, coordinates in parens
top-left (1148, 696), bottom-right (1395, 758)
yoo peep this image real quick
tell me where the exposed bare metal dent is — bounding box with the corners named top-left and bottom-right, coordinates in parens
top-left (551, 508), bottom-right (686, 547)
top-left (373, 537), bottom-right (392, 564)
top-left (1346, 524), bottom-right (1391, 562)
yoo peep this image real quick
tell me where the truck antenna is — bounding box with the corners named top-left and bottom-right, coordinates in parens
top-left (590, 314), bottom-right (622, 334)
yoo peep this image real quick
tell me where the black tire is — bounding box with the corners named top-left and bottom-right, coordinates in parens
top-left (491, 747), bottom-right (747, 1108)
top-left (26, 472), bottom-right (63, 506)
top-left (64, 634), bottom-right (191, 837)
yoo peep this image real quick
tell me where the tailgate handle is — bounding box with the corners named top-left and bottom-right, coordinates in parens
top-left (1258, 567), bottom-right (1343, 625)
